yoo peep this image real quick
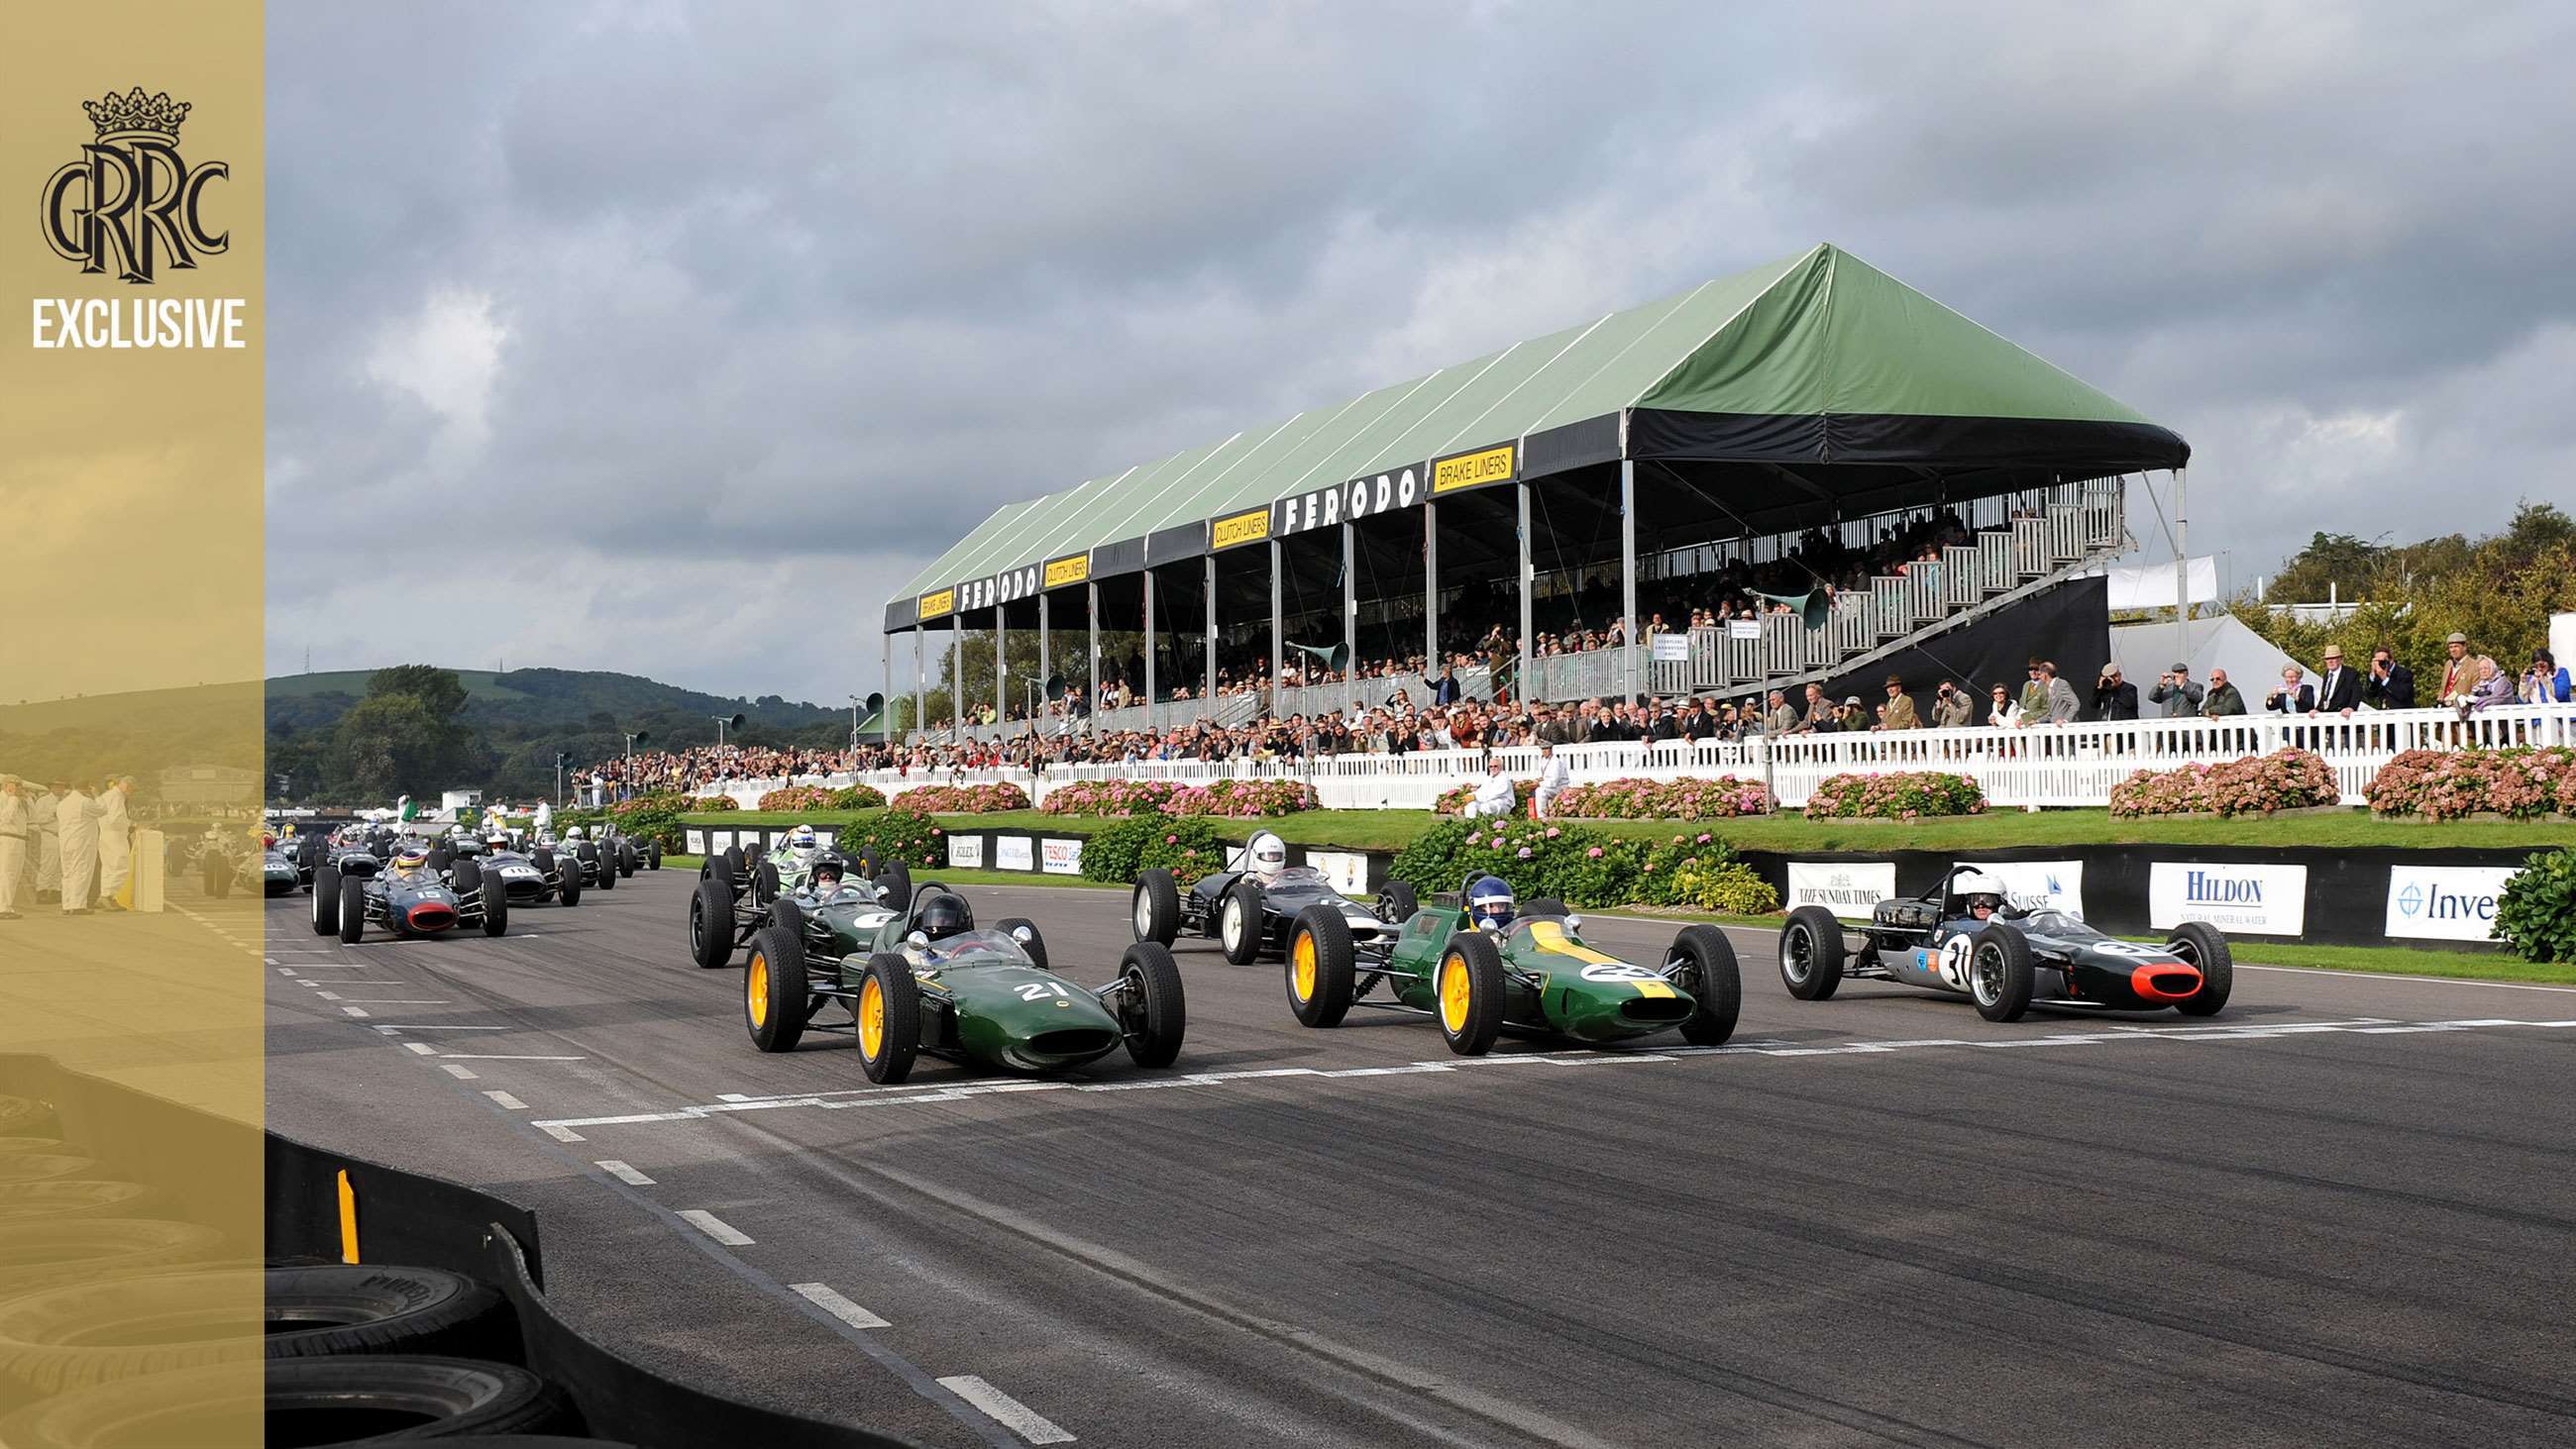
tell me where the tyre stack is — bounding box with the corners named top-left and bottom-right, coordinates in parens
top-left (0, 1094), bottom-right (626, 1447)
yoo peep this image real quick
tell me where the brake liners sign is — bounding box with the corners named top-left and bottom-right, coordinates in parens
top-left (1211, 507), bottom-right (1270, 551)
top-left (1432, 443), bottom-right (1515, 494)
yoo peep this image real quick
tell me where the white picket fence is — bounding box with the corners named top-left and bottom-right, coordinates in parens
top-left (711, 703), bottom-right (2576, 814)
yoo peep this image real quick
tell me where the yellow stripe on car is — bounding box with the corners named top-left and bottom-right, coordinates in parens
top-left (1526, 920), bottom-right (1621, 966)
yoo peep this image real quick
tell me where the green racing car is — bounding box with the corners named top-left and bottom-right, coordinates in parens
top-left (1285, 874), bottom-right (1740, 1055)
top-left (736, 856), bottom-right (1187, 1084)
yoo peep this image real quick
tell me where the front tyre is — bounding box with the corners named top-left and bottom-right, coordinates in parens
top-left (856, 953), bottom-right (920, 1085)
top-left (1436, 932), bottom-right (1507, 1057)
top-left (336, 877), bottom-right (367, 945)
top-left (1778, 906), bottom-right (1847, 1001)
top-left (1377, 879), bottom-right (1419, 923)
top-left (744, 926), bottom-right (808, 1053)
top-left (1668, 925), bottom-right (1742, 1046)
top-left (1971, 923), bottom-right (2036, 1023)
top-left (689, 878), bottom-right (734, 971)
top-left (2167, 921), bottom-right (2233, 1017)
top-left (478, 866), bottom-right (510, 937)
top-left (1219, 880), bottom-right (1264, 965)
top-left (1287, 904), bottom-right (1355, 1028)
top-left (1131, 869), bottom-right (1181, 945)
top-left (1118, 942), bottom-right (1188, 1068)
top-left (310, 866), bottom-right (342, 936)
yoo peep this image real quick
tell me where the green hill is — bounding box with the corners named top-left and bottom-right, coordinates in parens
top-left (265, 667), bottom-right (843, 734)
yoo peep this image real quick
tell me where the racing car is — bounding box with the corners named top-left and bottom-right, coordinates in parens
top-left (690, 840), bottom-right (910, 971)
top-left (737, 868), bottom-right (1186, 1084)
top-left (597, 825), bottom-right (662, 877)
top-left (1131, 831), bottom-right (1400, 965)
top-left (309, 845), bottom-right (508, 945)
top-left (469, 833), bottom-right (587, 907)
top-left (1285, 874), bottom-right (1740, 1056)
top-left (1775, 866), bottom-right (2232, 1022)
top-left (257, 847), bottom-right (302, 896)
top-left (542, 828), bottom-right (616, 892)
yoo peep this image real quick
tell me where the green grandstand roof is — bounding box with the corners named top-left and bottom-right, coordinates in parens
top-left (889, 244), bottom-right (2184, 628)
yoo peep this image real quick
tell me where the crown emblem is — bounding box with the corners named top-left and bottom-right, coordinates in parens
top-left (81, 87), bottom-right (191, 141)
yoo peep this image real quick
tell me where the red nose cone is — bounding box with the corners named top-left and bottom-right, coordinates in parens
top-left (406, 902), bottom-right (457, 932)
top-left (2130, 963), bottom-right (2203, 1002)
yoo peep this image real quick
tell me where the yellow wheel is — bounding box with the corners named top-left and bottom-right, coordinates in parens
top-left (743, 925), bottom-right (805, 1053)
top-left (858, 976), bottom-right (883, 1058)
top-left (1291, 932), bottom-right (1317, 1003)
top-left (1437, 931), bottom-right (1504, 1056)
top-left (856, 952), bottom-right (919, 1084)
top-left (1440, 954), bottom-right (1471, 1033)
top-left (1284, 906), bottom-right (1354, 1028)
top-left (747, 952), bottom-right (770, 1028)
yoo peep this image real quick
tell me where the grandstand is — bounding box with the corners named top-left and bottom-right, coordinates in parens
top-left (885, 243), bottom-right (2183, 742)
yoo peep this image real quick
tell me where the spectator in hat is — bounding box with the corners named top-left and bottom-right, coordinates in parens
top-left (2149, 664), bottom-right (2203, 717)
top-left (2437, 632), bottom-right (2476, 704)
top-left (2091, 664), bottom-right (2140, 721)
top-left (2201, 669), bottom-right (2247, 717)
top-left (1836, 695), bottom-right (1871, 731)
top-left (2522, 649), bottom-right (2573, 704)
top-left (2015, 660), bottom-right (2050, 727)
top-left (1875, 674), bottom-right (1921, 730)
top-left (2364, 647), bottom-right (2415, 711)
top-left (2311, 647), bottom-right (2362, 716)
top-left (2463, 655), bottom-right (2518, 714)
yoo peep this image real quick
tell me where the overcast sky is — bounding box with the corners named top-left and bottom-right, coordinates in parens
top-left (266, 1), bottom-right (2576, 704)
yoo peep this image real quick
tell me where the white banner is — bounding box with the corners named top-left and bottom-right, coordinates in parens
top-left (1306, 849), bottom-right (1371, 896)
top-left (2149, 862), bottom-right (2308, 936)
top-left (995, 836), bottom-right (1033, 872)
top-left (1650, 633), bottom-right (1690, 663)
top-left (1974, 860), bottom-right (2085, 917)
top-left (1785, 862), bottom-right (1895, 917)
top-left (686, 829), bottom-right (705, 855)
top-left (946, 835), bottom-right (985, 869)
top-left (1041, 838), bottom-right (1083, 876)
top-left (710, 830), bottom-right (733, 854)
top-left (1726, 618), bottom-right (1761, 640)
top-left (2384, 865), bottom-right (2517, 942)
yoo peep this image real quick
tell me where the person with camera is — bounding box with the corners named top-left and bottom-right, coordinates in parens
top-left (2091, 664), bottom-right (2139, 721)
top-left (2148, 663), bottom-right (2202, 717)
top-left (1930, 678), bottom-right (1975, 729)
top-left (2522, 649), bottom-right (2572, 704)
top-left (2264, 665), bottom-right (2315, 716)
top-left (2363, 648), bottom-right (2415, 710)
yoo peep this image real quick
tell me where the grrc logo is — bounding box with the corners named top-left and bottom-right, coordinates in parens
top-left (42, 88), bottom-right (228, 283)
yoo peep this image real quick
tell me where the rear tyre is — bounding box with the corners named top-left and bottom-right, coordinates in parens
top-left (1971, 923), bottom-right (2036, 1023)
top-left (2168, 921), bottom-right (2233, 1017)
top-left (1219, 880), bottom-right (1265, 965)
top-left (587, 843), bottom-right (613, 891)
top-left (872, 859), bottom-right (912, 908)
top-left (743, 926), bottom-right (808, 1053)
top-left (1778, 906), bottom-right (1847, 1001)
top-left (337, 876), bottom-right (367, 945)
top-left (617, 843), bottom-right (637, 879)
top-left (1377, 879), bottom-right (1419, 923)
top-left (1118, 943), bottom-right (1187, 1068)
top-left (996, 917), bottom-right (1048, 974)
top-left (1523, 896), bottom-right (1568, 918)
top-left (648, 840), bottom-right (663, 870)
top-left (448, 862), bottom-right (482, 896)
top-left (753, 861), bottom-right (779, 907)
top-left (428, 844), bottom-right (454, 874)
top-left (0, 1357), bottom-right (565, 1444)
top-left (1669, 925), bottom-right (1742, 1046)
top-left (1131, 869), bottom-right (1180, 945)
top-left (856, 954), bottom-right (919, 1085)
top-left (310, 866), bottom-right (341, 936)
top-left (554, 856), bottom-right (581, 907)
top-left (689, 879), bottom-right (735, 971)
top-left (1286, 904), bottom-right (1356, 1028)
top-left (1436, 932), bottom-right (1507, 1057)
top-left (722, 845), bottom-right (746, 882)
top-left (478, 866), bottom-right (509, 937)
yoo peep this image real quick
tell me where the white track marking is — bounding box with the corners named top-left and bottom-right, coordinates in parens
top-left (537, 1123), bottom-right (585, 1142)
top-left (2232, 964), bottom-right (2576, 992)
top-left (368, 1023), bottom-right (508, 1030)
top-left (791, 1281), bottom-right (891, 1329)
top-left (936, 1376), bottom-right (1074, 1444)
top-left (483, 1090), bottom-right (529, 1109)
top-left (438, 1053), bottom-right (587, 1061)
top-left (404, 1043), bottom-right (437, 1056)
top-left (678, 1209), bottom-right (752, 1245)
top-left (313, 990), bottom-right (340, 1000)
top-left (338, 999), bottom-right (451, 1004)
top-left (595, 1160), bottom-right (655, 1186)
top-left (526, 1017), bottom-right (2576, 1136)
top-left (442, 1065), bottom-right (480, 1080)
top-left (340, 1006), bottom-right (370, 1018)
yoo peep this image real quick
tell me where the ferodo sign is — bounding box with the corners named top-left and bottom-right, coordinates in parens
top-left (953, 564), bottom-right (1042, 614)
top-left (1271, 466), bottom-right (1423, 539)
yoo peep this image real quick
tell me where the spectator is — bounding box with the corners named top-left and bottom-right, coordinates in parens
top-left (1986, 683), bottom-right (2021, 728)
top-left (1763, 689), bottom-right (1799, 737)
top-left (1428, 665), bottom-right (1460, 706)
top-left (1462, 758), bottom-right (1517, 819)
top-left (2522, 649), bottom-right (2573, 704)
top-left (1798, 683), bottom-right (1834, 733)
top-left (2263, 665), bottom-right (2314, 716)
top-left (2437, 631), bottom-right (2476, 704)
top-left (0, 776), bottom-right (25, 921)
top-left (1875, 674), bottom-right (1921, 730)
top-left (2091, 665), bottom-right (2139, 721)
top-left (2202, 669), bottom-right (2247, 717)
top-left (2463, 655), bottom-right (2518, 714)
top-left (2042, 662), bottom-right (2081, 723)
top-left (2148, 664), bottom-right (2202, 717)
top-left (1535, 742), bottom-right (1571, 818)
top-left (1836, 695), bottom-right (1871, 731)
top-left (1931, 679), bottom-right (1975, 729)
top-left (2015, 660), bottom-right (2050, 727)
top-left (2312, 647), bottom-right (2361, 716)
top-left (2364, 648), bottom-right (2415, 710)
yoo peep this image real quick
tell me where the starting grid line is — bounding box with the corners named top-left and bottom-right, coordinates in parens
top-left (528, 1017), bottom-right (2576, 1135)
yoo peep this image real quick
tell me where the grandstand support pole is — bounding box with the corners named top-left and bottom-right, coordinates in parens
top-left (880, 634), bottom-right (891, 746)
top-left (951, 618), bottom-right (964, 737)
top-left (1269, 539), bottom-right (1284, 716)
top-left (1424, 499), bottom-right (1439, 677)
top-left (1087, 579), bottom-right (1100, 733)
top-left (1518, 481), bottom-right (1534, 704)
top-left (1342, 521), bottom-right (1358, 716)
top-left (1620, 459), bottom-right (1640, 702)
top-left (1037, 592), bottom-right (1050, 721)
top-left (995, 609), bottom-right (1007, 731)
top-left (1143, 569), bottom-right (1157, 714)
top-left (1204, 554), bottom-right (1218, 704)
top-left (2172, 470), bottom-right (2189, 668)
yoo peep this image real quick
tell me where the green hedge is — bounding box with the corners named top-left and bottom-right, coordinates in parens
top-left (1079, 816), bottom-right (1229, 887)
top-left (2497, 848), bottom-right (2576, 963)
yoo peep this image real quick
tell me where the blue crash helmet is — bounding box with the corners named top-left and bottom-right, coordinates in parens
top-left (1466, 876), bottom-right (1516, 931)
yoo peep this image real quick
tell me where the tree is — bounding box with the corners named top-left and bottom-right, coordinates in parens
top-left (325, 694), bottom-right (472, 800)
top-left (367, 665), bottom-right (469, 721)
top-left (2232, 503), bottom-right (2576, 677)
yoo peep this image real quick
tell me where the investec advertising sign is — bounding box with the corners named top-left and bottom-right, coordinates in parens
top-left (2384, 865), bottom-right (2518, 943)
top-left (2149, 862), bottom-right (2308, 936)
top-left (1785, 863), bottom-right (1895, 916)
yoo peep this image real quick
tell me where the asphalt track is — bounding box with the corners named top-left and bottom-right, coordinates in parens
top-left (262, 871), bottom-right (2576, 1448)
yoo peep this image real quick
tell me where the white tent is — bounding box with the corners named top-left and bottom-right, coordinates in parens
top-left (2107, 614), bottom-right (2307, 708)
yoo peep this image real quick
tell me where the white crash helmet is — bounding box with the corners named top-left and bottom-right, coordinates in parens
top-left (790, 825), bottom-right (818, 852)
top-left (1954, 870), bottom-right (2007, 913)
top-left (1246, 831), bottom-right (1289, 879)
top-left (564, 825), bottom-right (585, 840)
